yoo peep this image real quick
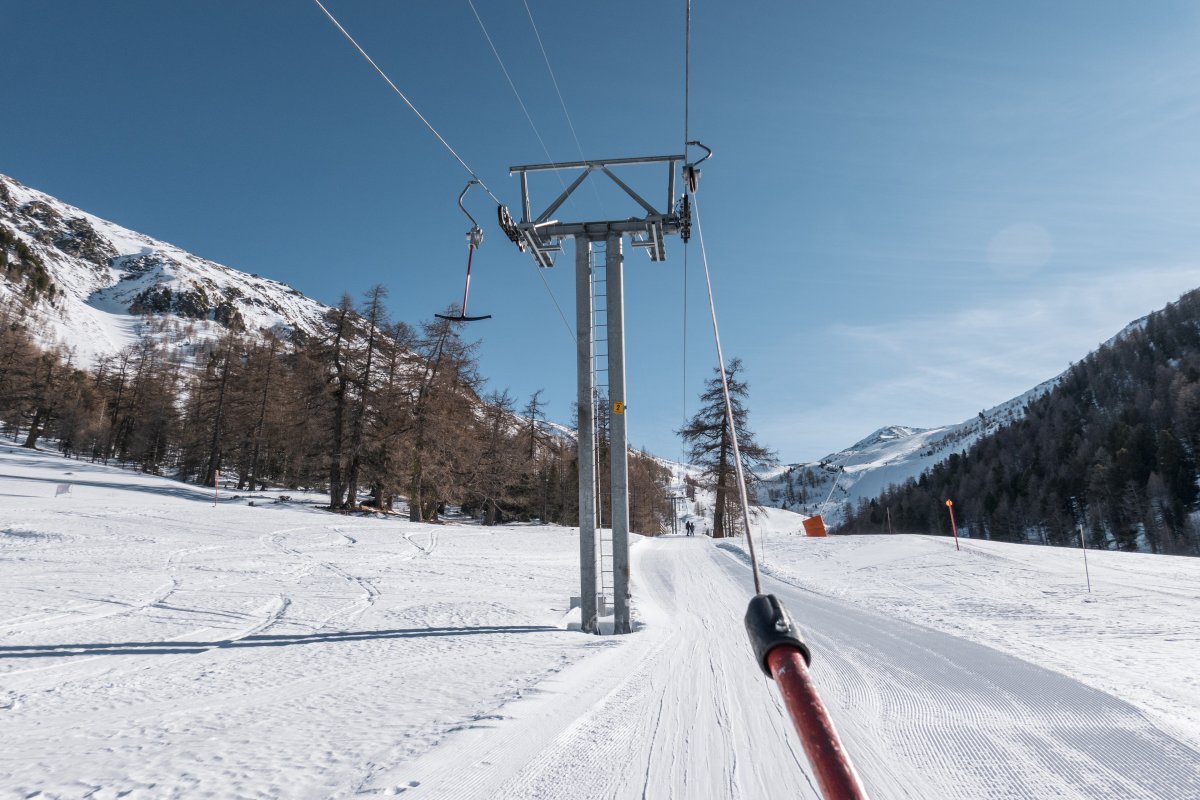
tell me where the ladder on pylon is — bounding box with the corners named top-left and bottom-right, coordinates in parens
top-left (591, 242), bottom-right (613, 614)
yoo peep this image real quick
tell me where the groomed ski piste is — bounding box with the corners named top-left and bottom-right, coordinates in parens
top-left (3, 446), bottom-right (1199, 798)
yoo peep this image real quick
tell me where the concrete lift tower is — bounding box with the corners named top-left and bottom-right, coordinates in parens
top-left (503, 150), bottom-right (702, 634)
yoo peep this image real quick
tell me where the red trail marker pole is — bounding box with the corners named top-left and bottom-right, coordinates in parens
top-left (1078, 524), bottom-right (1092, 593)
top-left (945, 499), bottom-right (960, 551)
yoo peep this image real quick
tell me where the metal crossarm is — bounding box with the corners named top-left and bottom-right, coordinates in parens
top-left (509, 153), bottom-right (689, 267)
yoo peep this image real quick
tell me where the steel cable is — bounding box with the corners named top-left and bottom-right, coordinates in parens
top-left (311, 0), bottom-right (575, 344)
top-left (311, 0), bottom-right (502, 206)
top-left (692, 191), bottom-right (764, 594)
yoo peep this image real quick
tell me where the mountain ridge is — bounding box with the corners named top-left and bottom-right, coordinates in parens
top-left (758, 377), bottom-right (1058, 527)
top-left (3, 172), bottom-right (1177, 540)
top-left (833, 290), bottom-right (1200, 555)
top-left (757, 314), bottom-right (1161, 530)
top-left (0, 173), bottom-right (330, 365)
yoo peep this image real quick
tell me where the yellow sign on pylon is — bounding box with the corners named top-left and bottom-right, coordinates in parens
top-left (612, 401), bottom-right (625, 415)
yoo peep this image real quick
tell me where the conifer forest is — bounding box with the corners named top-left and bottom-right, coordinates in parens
top-left (838, 289), bottom-right (1200, 556)
top-left (0, 287), bottom-right (673, 531)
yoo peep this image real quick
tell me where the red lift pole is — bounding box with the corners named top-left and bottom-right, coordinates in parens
top-left (945, 499), bottom-right (960, 551)
top-left (769, 648), bottom-right (870, 799)
top-left (746, 595), bottom-right (870, 799)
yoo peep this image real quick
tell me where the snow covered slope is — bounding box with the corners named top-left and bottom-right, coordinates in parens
top-left (0, 174), bottom-right (330, 364)
top-left (4, 446), bottom-right (1198, 798)
top-left (759, 379), bottom-right (1057, 527)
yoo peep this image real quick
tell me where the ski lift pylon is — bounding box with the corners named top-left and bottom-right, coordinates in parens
top-left (436, 180), bottom-right (492, 322)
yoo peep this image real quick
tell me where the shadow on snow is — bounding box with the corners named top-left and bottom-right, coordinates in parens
top-left (0, 625), bottom-right (560, 659)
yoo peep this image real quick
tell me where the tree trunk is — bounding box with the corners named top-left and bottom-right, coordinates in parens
top-left (22, 407), bottom-right (47, 449)
top-left (712, 417), bottom-right (730, 538)
top-left (329, 393), bottom-right (346, 509)
top-left (371, 482), bottom-right (392, 512)
top-left (203, 349), bottom-right (232, 488)
top-left (247, 339), bottom-right (276, 493)
top-left (409, 464), bottom-right (424, 522)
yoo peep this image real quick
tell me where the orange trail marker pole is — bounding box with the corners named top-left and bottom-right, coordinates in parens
top-left (945, 499), bottom-right (959, 551)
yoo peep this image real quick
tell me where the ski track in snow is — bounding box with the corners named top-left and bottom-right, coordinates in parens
top-left (368, 538), bottom-right (827, 799)
top-left (261, 527), bottom-right (379, 632)
top-left (368, 537), bottom-right (1200, 800)
top-left (1, 449), bottom-right (586, 798)
top-left (740, 553), bottom-right (1200, 799)
top-left (3, 448), bottom-right (1200, 798)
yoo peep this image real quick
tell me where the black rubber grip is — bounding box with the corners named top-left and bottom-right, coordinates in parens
top-left (744, 593), bottom-right (811, 676)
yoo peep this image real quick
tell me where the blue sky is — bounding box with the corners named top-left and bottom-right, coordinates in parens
top-left (4, 1), bottom-right (1200, 463)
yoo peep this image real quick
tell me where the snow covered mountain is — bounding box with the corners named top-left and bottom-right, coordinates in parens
top-left (0, 173), bottom-right (330, 364)
top-left (758, 379), bottom-right (1059, 527)
top-left (757, 313), bottom-right (1162, 527)
top-left (2, 173), bottom-right (1160, 533)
